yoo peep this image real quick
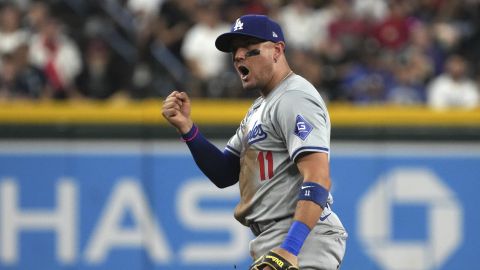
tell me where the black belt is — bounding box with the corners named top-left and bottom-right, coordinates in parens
top-left (248, 215), bottom-right (292, 237)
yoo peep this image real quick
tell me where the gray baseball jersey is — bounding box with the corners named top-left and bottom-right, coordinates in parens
top-left (225, 73), bottom-right (337, 226)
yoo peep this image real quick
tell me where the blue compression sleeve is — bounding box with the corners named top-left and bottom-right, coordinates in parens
top-left (182, 124), bottom-right (240, 188)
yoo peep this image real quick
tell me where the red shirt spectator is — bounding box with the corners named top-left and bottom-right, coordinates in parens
top-left (371, 1), bottom-right (415, 51)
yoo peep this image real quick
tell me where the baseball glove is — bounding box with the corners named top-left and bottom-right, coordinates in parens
top-left (249, 250), bottom-right (299, 270)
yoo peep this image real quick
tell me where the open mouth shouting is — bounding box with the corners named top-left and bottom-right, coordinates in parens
top-left (238, 65), bottom-right (250, 81)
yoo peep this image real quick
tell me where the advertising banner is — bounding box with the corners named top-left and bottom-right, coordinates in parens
top-left (0, 141), bottom-right (478, 270)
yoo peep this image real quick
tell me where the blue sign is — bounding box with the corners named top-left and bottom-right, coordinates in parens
top-left (331, 154), bottom-right (478, 270)
top-left (0, 141), bottom-right (478, 270)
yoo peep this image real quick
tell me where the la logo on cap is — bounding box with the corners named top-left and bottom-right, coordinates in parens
top-left (233, 18), bottom-right (243, 31)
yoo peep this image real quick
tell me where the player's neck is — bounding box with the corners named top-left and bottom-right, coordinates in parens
top-left (260, 67), bottom-right (293, 97)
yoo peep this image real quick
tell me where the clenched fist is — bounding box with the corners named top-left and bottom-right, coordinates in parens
top-left (161, 91), bottom-right (193, 134)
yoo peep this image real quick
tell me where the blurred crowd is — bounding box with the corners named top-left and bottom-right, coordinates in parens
top-left (0, 0), bottom-right (479, 109)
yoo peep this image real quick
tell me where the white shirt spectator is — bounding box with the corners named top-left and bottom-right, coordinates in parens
top-left (29, 33), bottom-right (82, 89)
top-left (0, 30), bottom-right (28, 55)
top-left (0, 4), bottom-right (29, 55)
top-left (278, 1), bottom-right (318, 50)
top-left (181, 20), bottom-right (229, 79)
top-left (427, 55), bottom-right (479, 109)
top-left (311, 5), bottom-right (338, 49)
top-left (353, 0), bottom-right (388, 21)
top-left (127, 0), bottom-right (164, 16)
top-left (427, 74), bottom-right (479, 109)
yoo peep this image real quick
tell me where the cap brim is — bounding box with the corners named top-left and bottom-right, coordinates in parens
top-left (215, 32), bottom-right (267, 52)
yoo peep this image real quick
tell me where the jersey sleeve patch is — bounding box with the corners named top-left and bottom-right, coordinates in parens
top-left (294, 114), bottom-right (313, 141)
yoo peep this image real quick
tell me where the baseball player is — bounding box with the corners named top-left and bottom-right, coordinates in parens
top-left (162, 14), bottom-right (347, 270)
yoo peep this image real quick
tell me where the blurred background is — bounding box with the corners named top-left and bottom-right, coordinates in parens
top-left (0, 0), bottom-right (479, 103)
top-left (0, 0), bottom-right (479, 270)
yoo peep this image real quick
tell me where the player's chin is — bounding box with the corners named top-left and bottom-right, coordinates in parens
top-left (241, 81), bottom-right (256, 91)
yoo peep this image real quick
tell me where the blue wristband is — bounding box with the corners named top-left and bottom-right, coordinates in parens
top-left (298, 181), bottom-right (329, 209)
top-left (280, 221), bottom-right (311, 256)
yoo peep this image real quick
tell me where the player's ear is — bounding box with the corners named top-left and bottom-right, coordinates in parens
top-left (273, 42), bottom-right (285, 61)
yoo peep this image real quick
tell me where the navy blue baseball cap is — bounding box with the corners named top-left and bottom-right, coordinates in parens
top-left (215, 14), bottom-right (285, 52)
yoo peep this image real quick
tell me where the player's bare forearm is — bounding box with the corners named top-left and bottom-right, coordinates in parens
top-left (294, 152), bottom-right (330, 228)
top-left (293, 200), bottom-right (323, 230)
top-left (262, 153), bottom-right (330, 269)
top-left (296, 152), bottom-right (331, 190)
top-left (269, 152), bottom-right (331, 267)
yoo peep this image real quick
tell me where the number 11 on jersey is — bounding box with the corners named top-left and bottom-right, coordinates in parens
top-left (257, 151), bottom-right (273, 181)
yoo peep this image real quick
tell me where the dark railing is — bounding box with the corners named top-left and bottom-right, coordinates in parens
top-left (61, 0), bottom-right (191, 84)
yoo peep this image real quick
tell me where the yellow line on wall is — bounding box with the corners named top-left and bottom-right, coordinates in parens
top-left (329, 104), bottom-right (480, 126)
top-left (0, 100), bottom-right (479, 126)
